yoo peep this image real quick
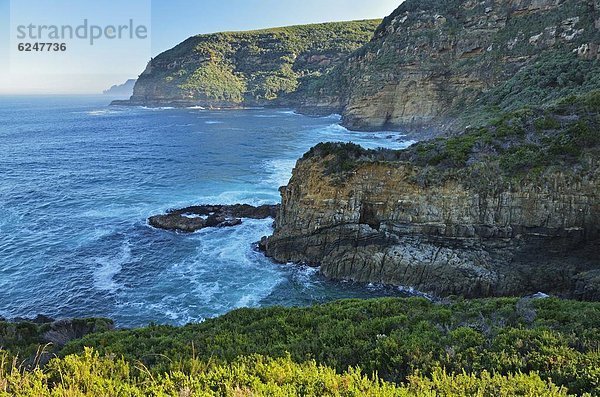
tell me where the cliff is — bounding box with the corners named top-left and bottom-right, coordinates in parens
top-left (103, 79), bottom-right (136, 97)
top-left (115, 0), bottom-right (600, 132)
top-left (304, 0), bottom-right (600, 131)
top-left (114, 20), bottom-right (380, 108)
top-left (264, 91), bottom-right (600, 299)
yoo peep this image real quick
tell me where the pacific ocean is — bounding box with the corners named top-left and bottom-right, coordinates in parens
top-left (0, 95), bottom-right (416, 327)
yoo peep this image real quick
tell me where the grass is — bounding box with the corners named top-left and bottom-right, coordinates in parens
top-left (302, 90), bottom-right (600, 183)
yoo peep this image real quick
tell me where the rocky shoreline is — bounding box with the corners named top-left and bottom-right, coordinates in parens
top-left (263, 126), bottom-right (599, 300)
top-left (149, 204), bottom-right (278, 233)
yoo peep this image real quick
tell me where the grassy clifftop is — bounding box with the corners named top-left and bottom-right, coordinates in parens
top-left (128, 20), bottom-right (380, 106)
top-left (303, 90), bottom-right (600, 182)
top-left (1, 298), bottom-right (598, 395)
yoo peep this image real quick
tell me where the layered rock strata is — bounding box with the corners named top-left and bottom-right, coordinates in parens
top-left (265, 156), bottom-right (599, 299)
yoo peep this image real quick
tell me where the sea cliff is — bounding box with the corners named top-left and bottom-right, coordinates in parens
top-left (113, 20), bottom-right (380, 109)
top-left (117, 0), bottom-right (600, 133)
top-left (308, 0), bottom-right (600, 131)
top-left (264, 93), bottom-right (600, 299)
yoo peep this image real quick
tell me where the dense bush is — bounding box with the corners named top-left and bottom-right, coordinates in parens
top-left (55, 298), bottom-right (600, 395)
top-left (482, 53), bottom-right (600, 112)
top-left (179, 62), bottom-right (247, 103)
top-left (0, 348), bottom-right (577, 396)
top-left (145, 20), bottom-right (381, 104)
top-left (303, 91), bottom-right (600, 181)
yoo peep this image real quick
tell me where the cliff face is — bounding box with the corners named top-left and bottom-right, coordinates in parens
top-left (115, 0), bottom-right (599, 132)
top-left (267, 159), bottom-right (599, 298)
top-left (264, 95), bottom-right (600, 299)
top-left (307, 0), bottom-right (600, 131)
top-left (119, 21), bottom-right (380, 108)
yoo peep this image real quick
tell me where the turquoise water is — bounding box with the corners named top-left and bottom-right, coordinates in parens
top-left (0, 96), bottom-right (415, 327)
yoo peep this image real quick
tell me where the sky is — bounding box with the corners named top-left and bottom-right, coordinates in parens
top-left (0, 0), bottom-right (401, 95)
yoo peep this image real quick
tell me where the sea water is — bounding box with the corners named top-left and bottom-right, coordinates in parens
top-left (0, 96), bottom-right (416, 327)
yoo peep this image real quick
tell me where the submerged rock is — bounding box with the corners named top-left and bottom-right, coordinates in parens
top-left (149, 204), bottom-right (278, 233)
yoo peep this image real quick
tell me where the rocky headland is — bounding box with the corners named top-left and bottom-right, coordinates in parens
top-left (115, 0), bottom-right (599, 134)
top-left (112, 20), bottom-right (380, 110)
top-left (133, 0), bottom-right (599, 300)
top-left (103, 79), bottom-right (136, 97)
top-left (305, 0), bottom-right (600, 132)
top-left (264, 92), bottom-right (600, 300)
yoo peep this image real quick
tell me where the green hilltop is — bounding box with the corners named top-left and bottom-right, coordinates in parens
top-left (128, 20), bottom-right (380, 106)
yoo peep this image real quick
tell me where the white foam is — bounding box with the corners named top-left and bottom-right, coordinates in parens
top-left (311, 124), bottom-right (416, 150)
top-left (205, 121), bottom-right (224, 125)
top-left (291, 265), bottom-right (321, 289)
top-left (191, 191), bottom-right (279, 207)
top-left (92, 241), bottom-right (131, 292)
top-left (182, 213), bottom-right (208, 219)
top-left (320, 113), bottom-right (342, 121)
top-left (85, 109), bottom-right (126, 116)
top-left (179, 219), bottom-right (283, 314)
top-left (397, 285), bottom-right (434, 301)
top-left (140, 106), bottom-right (176, 111)
top-left (262, 159), bottom-right (297, 187)
top-left (276, 110), bottom-right (300, 116)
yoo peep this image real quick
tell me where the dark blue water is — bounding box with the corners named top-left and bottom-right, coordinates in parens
top-left (0, 96), bottom-right (415, 327)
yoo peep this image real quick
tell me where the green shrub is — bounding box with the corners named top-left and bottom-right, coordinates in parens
top-left (534, 116), bottom-right (561, 131)
top-left (179, 62), bottom-right (247, 103)
top-left (0, 348), bottom-right (578, 396)
top-left (56, 298), bottom-right (600, 395)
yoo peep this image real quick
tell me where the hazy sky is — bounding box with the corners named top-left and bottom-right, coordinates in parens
top-left (0, 0), bottom-right (401, 95)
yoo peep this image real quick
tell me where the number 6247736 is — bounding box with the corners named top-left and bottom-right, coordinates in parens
top-left (18, 43), bottom-right (67, 51)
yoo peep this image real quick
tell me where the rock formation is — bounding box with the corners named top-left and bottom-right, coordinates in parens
top-left (264, 95), bottom-right (600, 300)
top-left (149, 204), bottom-right (278, 233)
top-left (113, 20), bottom-right (380, 108)
top-left (306, 0), bottom-right (600, 131)
top-left (116, 0), bottom-right (600, 133)
top-left (103, 79), bottom-right (137, 97)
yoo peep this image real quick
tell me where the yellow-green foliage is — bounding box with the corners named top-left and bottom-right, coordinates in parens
top-left (0, 349), bottom-right (577, 396)
top-left (179, 63), bottom-right (247, 103)
top-left (58, 298), bottom-right (600, 396)
top-left (140, 19), bottom-right (380, 104)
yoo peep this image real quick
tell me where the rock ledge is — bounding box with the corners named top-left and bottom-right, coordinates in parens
top-left (149, 204), bottom-right (278, 233)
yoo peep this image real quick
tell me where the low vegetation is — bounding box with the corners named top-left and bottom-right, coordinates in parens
top-left (138, 20), bottom-right (381, 104)
top-left (304, 90), bottom-right (600, 182)
top-left (0, 349), bottom-right (578, 396)
top-left (0, 298), bottom-right (596, 395)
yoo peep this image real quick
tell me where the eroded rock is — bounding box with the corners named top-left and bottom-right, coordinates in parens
top-left (149, 204), bottom-right (278, 233)
top-left (263, 150), bottom-right (599, 299)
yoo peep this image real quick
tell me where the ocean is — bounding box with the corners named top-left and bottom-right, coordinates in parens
top-left (0, 95), bottom-right (416, 327)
